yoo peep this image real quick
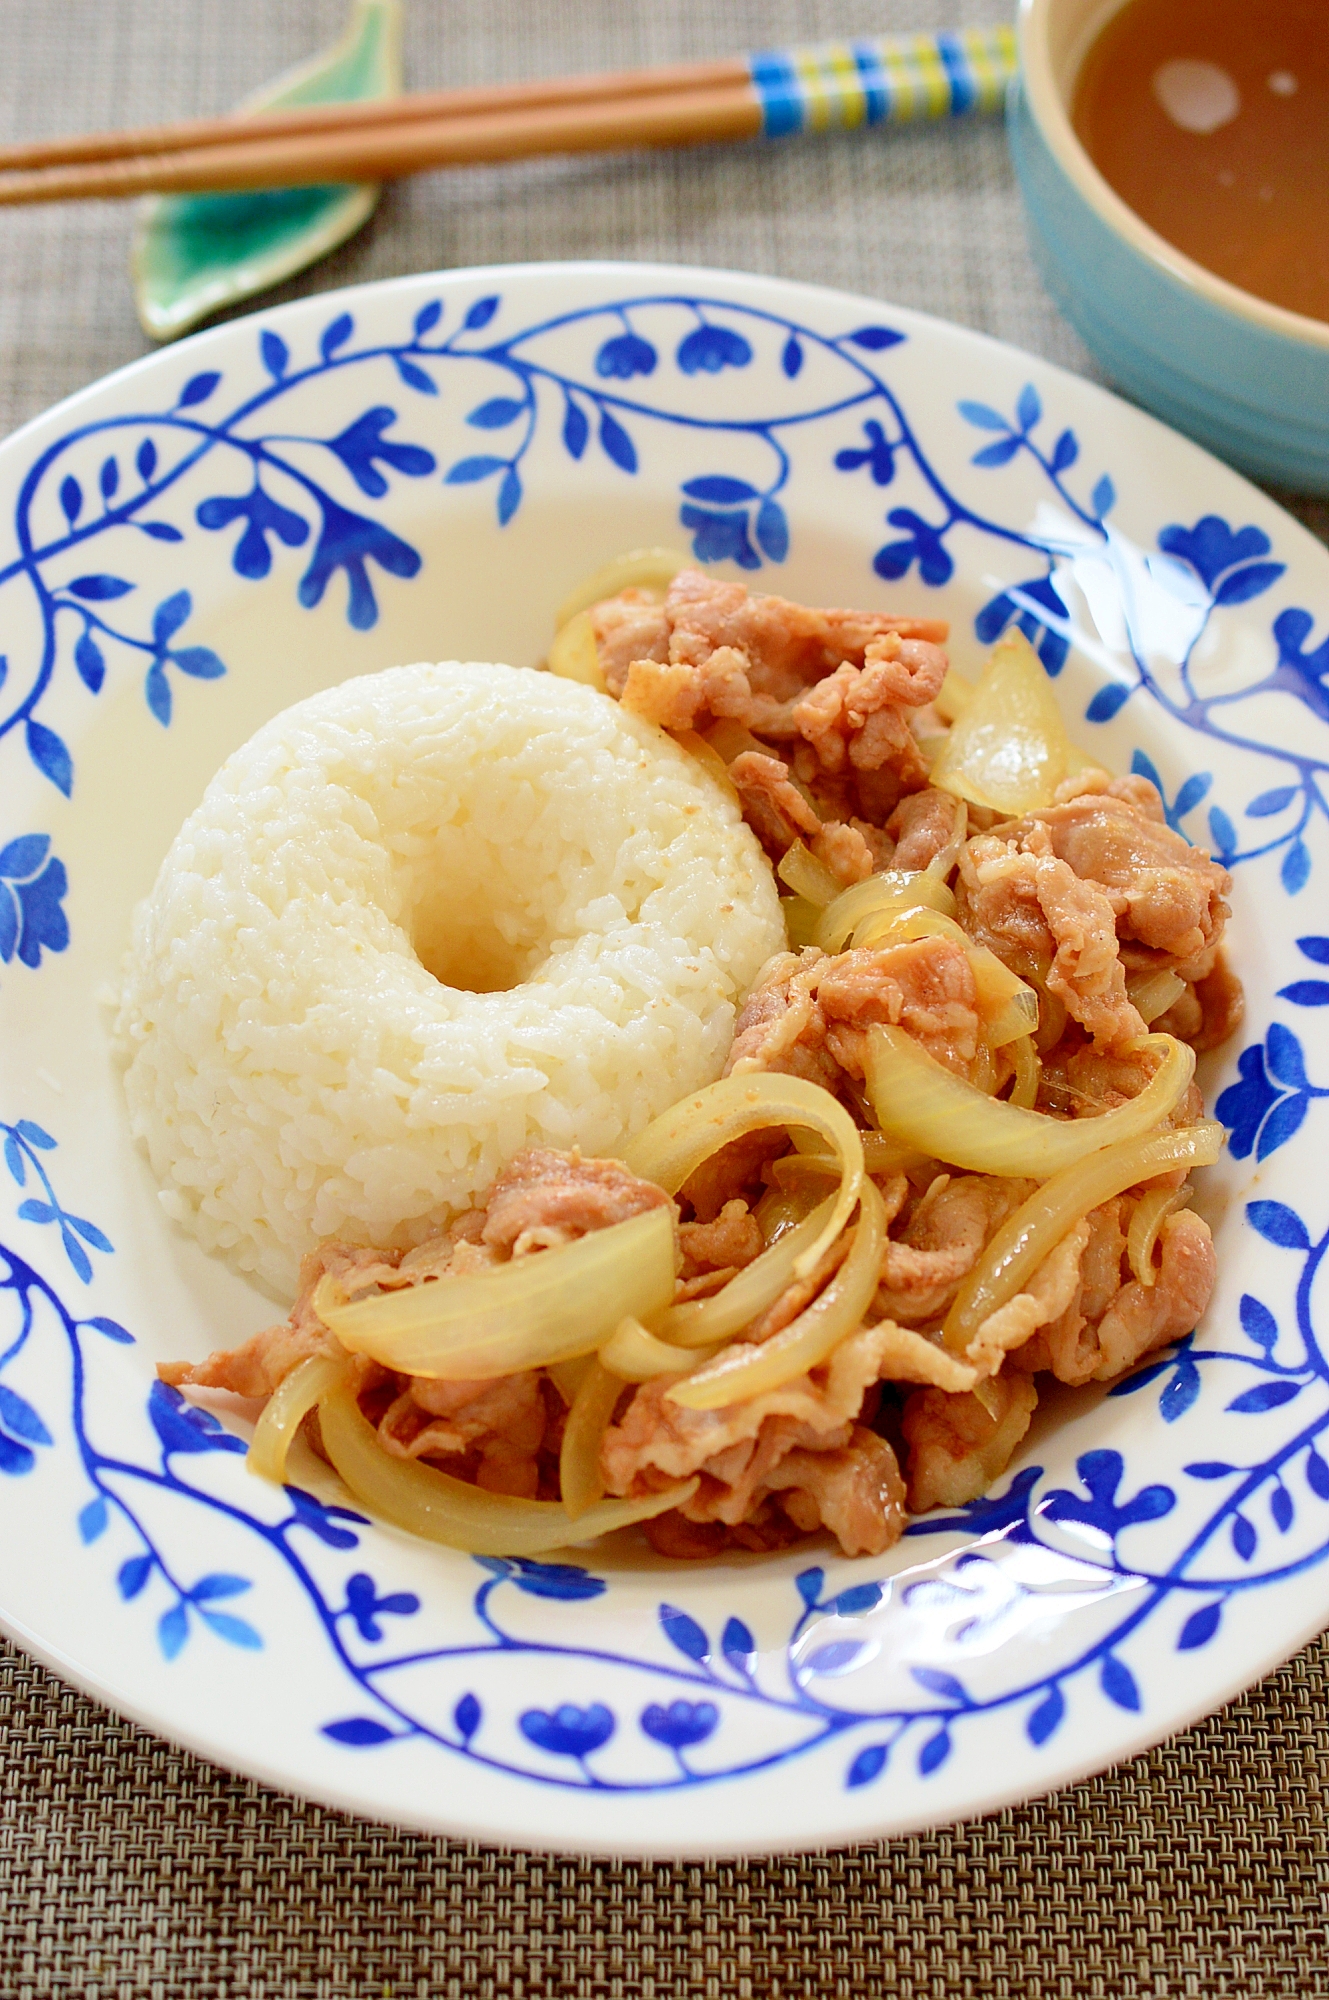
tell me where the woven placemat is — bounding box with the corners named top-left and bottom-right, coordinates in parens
top-left (1, 2), bottom-right (1327, 1991)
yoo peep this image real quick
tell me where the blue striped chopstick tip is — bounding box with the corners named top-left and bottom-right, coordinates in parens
top-left (748, 25), bottom-right (1018, 140)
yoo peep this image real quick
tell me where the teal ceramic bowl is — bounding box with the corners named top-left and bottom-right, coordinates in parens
top-left (1010, 0), bottom-right (1329, 492)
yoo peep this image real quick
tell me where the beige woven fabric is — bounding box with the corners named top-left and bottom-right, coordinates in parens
top-left (1, 3), bottom-right (1327, 1991)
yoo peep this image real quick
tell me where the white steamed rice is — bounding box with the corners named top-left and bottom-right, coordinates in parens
top-left (113, 660), bottom-right (784, 1298)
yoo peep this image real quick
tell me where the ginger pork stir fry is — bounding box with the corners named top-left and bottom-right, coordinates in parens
top-left (164, 563), bottom-right (1240, 1562)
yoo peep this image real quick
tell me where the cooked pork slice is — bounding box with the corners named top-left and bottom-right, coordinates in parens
top-left (1027, 788), bottom-right (1231, 978)
top-left (885, 786), bottom-right (965, 871)
top-left (764, 1426), bottom-right (907, 1557)
top-left (679, 1200), bottom-right (764, 1277)
top-left (901, 1373), bottom-right (1039, 1514)
top-left (480, 1148), bottom-right (673, 1257)
top-left (376, 1370), bottom-right (551, 1497)
top-left (874, 1174), bottom-right (1034, 1326)
top-left (157, 1240), bottom-right (406, 1397)
top-left (958, 832), bottom-right (1146, 1047)
top-left (1003, 1192), bottom-right (1216, 1386)
top-left (601, 1319), bottom-right (918, 1557)
top-left (724, 937), bottom-right (981, 1088)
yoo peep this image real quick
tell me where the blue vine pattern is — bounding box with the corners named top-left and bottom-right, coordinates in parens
top-left (2, 284), bottom-right (1326, 973)
top-left (2, 1091), bottom-right (1328, 1796)
top-left (3, 281), bottom-right (1329, 1806)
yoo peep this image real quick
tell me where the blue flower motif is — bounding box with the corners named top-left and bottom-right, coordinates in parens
top-left (284, 1486), bottom-right (365, 1549)
top-left (519, 1702), bottom-right (615, 1760)
top-left (974, 573), bottom-right (1070, 674)
top-left (680, 503), bottom-right (760, 570)
top-left (324, 406), bottom-right (436, 498)
top-left (196, 484), bottom-right (309, 580)
top-left (147, 1380), bottom-right (245, 1460)
top-left (1218, 1043), bottom-right (1285, 1160)
top-left (834, 419), bottom-right (896, 486)
top-left (595, 331), bottom-right (657, 380)
top-left (509, 1558), bottom-right (606, 1601)
top-left (297, 496), bottom-right (422, 631)
top-left (1217, 1024), bottom-right (1325, 1162)
top-left (872, 509), bottom-right (954, 588)
top-left (0, 836), bottom-right (68, 970)
top-left (1157, 516), bottom-right (1282, 599)
top-left (1268, 608), bottom-right (1329, 725)
top-left (342, 1571), bottom-right (421, 1641)
top-left (640, 1699), bottom-right (718, 1751)
top-left (676, 324), bottom-right (753, 375)
top-left (1041, 1450), bottom-right (1175, 1537)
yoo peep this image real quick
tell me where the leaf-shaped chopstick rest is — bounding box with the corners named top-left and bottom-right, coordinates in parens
top-left (132, 0), bottom-right (402, 342)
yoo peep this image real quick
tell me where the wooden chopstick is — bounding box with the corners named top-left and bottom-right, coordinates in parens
top-left (0, 80), bottom-right (763, 205)
top-left (0, 29), bottom-right (1019, 207)
top-left (0, 57), bottom-right (752, 173)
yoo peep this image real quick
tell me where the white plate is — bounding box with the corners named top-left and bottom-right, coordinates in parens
top-left (2, 262), bottom-right (1327, 1856)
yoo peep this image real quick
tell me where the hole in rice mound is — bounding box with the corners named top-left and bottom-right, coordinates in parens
top-left (112, 661), bottom-right (785, 1301)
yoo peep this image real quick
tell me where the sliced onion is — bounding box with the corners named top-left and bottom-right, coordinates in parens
top-left (546, 608), bottom-right (607, 692)
top-left (316, 1205), bottom-right (676, 1380)
top-left (667, 1177), bottom-right (888, 1410)
top-left (559, 1359), bottom-right (625, 1517)
top-left (1128, 968), bottom-right (1189, 1025)
top-left (791, 1125), bottom-right (924, 1179)
top-left (247, 1352), bottom-right (346, 1486)
top-left (600, 1316), bottom-right (717, 1380)
top-left (929, 627), bottom-right (1074, 813)
top-left (968, 950), bottom-right (1041, 1047)
top-left (318, 1377), bottom-right (696, 1555)
top-left (853, 904), bottom-right (969, 951)
top-left (546, 1356), bottom-right (593, 1406)
top-left (782, 894), bottom-right (822, 949)
top-left (1126, 1184), bottom-right (1190, 1286)
top-left (1034, 988), bottom-right (1068, 1054)
top-left (815, 871), bottom-right (955, 952)
top-left (702, 717), bottom-right (769, 765)
top-left (652, 1195), bottom-right (837, 1349)
top-left (671, 728), bottom-right (739, 799)
top-left (777, 840), bottom-right (841, 908)
top-left (970, 1040), bottom-right (999, 1095)
top-left (554, 545), bottom-right (688, 628)
top-left (933, 667), bottom-right (975, 723)
top-left (623, 1074), bottom-right (863, 1280)
top-left (1006, 1035), bottom-right (1041, 1110)
top-left (753, 1181), bottom-right (825, 1243)
top-left (864, 1026), bottom-right (1195, 1179)
top-left (942, 1122), bottom-right (1223, 1353)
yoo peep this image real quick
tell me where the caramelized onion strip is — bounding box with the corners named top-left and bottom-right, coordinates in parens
top-left (943, 1123), bottom-right (1223, 1354)
top-left (1127, 1184), bottom-right (1191, 1287)
top-left (318, 1377), bottom-right (696, 1554)
top-left (246, 1352), bottom-right (346, 1485)
top-left (559, 1359), bottom-right (625, 1518)
top-left (666, 1178), bottom-right (888, 1410)
top-left (315, 1206), bottom-right (676, 1380)
top-left (815, 871), bottom-right (956, 952)
top-left (652, 1196), bottom-right (836, 1350)
top-left (623, 1074), bottom-right (864, 1281)
top-left (864, 1026), bottom-right (1195, 1179)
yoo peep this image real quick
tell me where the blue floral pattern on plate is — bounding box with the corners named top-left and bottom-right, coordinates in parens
top-left (1, 264), bottom-right (1327, 1852)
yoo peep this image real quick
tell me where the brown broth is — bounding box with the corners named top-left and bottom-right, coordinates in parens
top-left (1072, 0), bottom-right (1329, 325)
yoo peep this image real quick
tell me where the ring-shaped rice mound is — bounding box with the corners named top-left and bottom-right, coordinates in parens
top-left (113, 661), bottom-right (784, 1298)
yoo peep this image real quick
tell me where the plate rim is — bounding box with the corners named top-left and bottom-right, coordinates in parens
top-left (2, 255), bottom-right (1327, 1856)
